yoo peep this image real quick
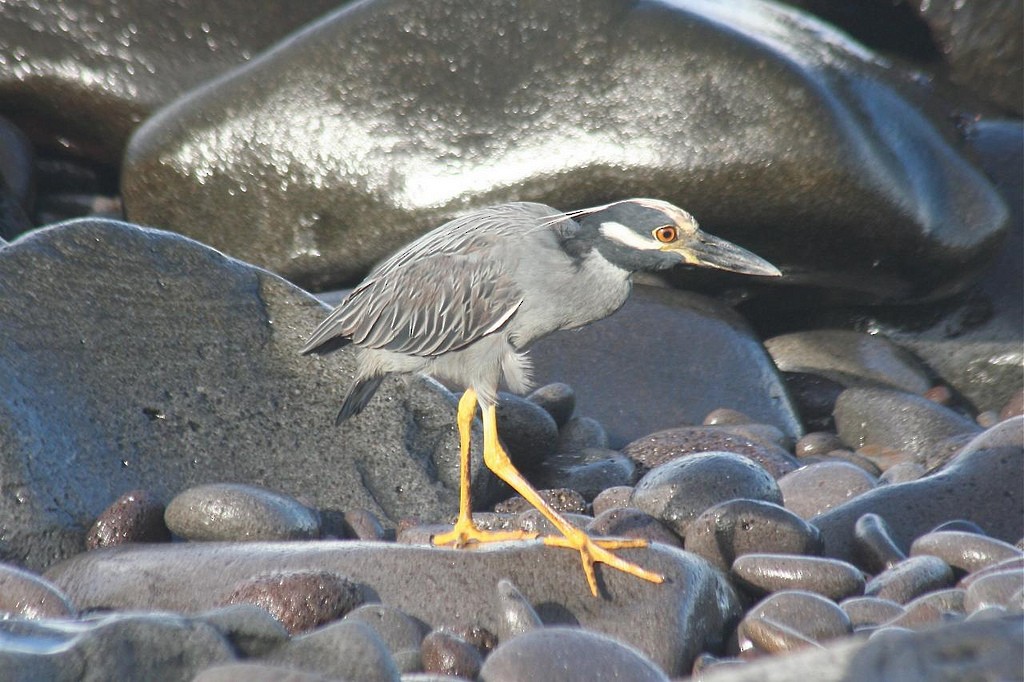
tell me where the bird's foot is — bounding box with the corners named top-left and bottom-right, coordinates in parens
top-left (432, 515), bottom-right (538, 548)
top-left (543, 527), bottom-right (665, 596)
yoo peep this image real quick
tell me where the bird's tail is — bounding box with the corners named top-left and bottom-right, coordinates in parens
top-left (335, 375), bottom-right (386, 425)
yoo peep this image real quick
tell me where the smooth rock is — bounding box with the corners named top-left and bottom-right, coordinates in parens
top-left (526, 383), bottom-right (575, 428)
top-left (587, 508), bottom-right (683, 549)
top-left (223, 570), bottom-right (362, 634)
top-left (343, 603), bottom-right (427, 655)
top-left (196, 604), bottom-right (291, 658)
top-left (778, 461), bottom-right (877, 520)
top-left (193, 663), bottom-right (338, 682)
top-left (765, 330), bottom-right (932, 395)
top-left (338, 509), bottom-right (389, 541)
top-left (781, 372), bottom-right (846, 431)
top-left (731, 554), bottom-right (865, 601)
top-left (266, 620), bottom-right (399, 682)
top-left (864, 556), bottom-right (955, 604)
top-left (909, 531), bottom-right (1023, 575)
top-left (165, 483), bottom-right (320, 542)
top-left (965, 570), bottom-right (1024, 613)
top-left (479, 627), bottom-right (668, 682)
top-left (878, 461), bottom-right (926, 484)
top-left (812, 418), bottom-right (1024, 562)
top-left (740, 590), bottom-right (852, 648)
top-left (555, 417), bottom-right (610, 453)
top-left (623, 424), bottom-right (800, 479)
top-left (684, 499), bottom-right (822, 573)
top-left (888, 588), bottom-right (966, 628)
top-left (794, 432), bottom-right (846, 458)
top-left (85, 489), bottom-right (171, 549)
top-left (853, 513), bottom-right (908, 574)
top-left (46, 541), bottom-right (740, 676)
top-left (590, 486), bottom-right (634, 516)
top-left (736, 615), bottom-right (821, 654)
top-left (495, 579), bottom-right (543, 641)
top-left (496, 393), bottom-right (559, 474)
top-left (840, 596), bottom-right (905, 630)
top-left (421, 629), bottom-right (482, 679)
top-left (494, 489), bottom-right (587, 516)
top-left (632, 452), bottom-right (782, 537)
top-left (531, 449), bottom-right (636, 500)
top-left (0, 562), bottom-right (75, 619)
top-left (0, 219), bottom-right (492, 570)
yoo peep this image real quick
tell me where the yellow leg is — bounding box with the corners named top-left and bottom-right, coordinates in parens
top-left (479, 404), bottom-right (664, 596)
top-left (432, 389), bottom-right (536, 547)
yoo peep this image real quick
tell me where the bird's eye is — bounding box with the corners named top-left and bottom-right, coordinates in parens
top-left (654, 225), bottom-right (677, 243)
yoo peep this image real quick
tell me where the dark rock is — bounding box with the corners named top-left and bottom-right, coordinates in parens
top-left (496, 393), bottom-right (559, 473)
top-left (765, 330), bottom-right (933, 395)
top-left (196, 604), bottom-right (291, 658)
top-left (343, 603), bottom-right (427, 656)
top-left (739, 590), bottom-right (852, 649)
top-left (86, 489), bottom-right (171, 549)
top-left (266, 620), bottom-right (400, 682)
top-left (778, 461), bottom-right (877, 520)
top-left (632, 452), bottom-right (782, 537)
top-left (1001, 391), bottom-right (1024, 421)
top-left (782, 372), bottom-right (846, 431)
top-left (0, 0), bottom-right (341, 163)
top-left (853, 513), bottom-right (908, 574)
top-left (591, 486), bottom-right (634, 516)
top-left (527, 383), bottom-right (575, 428)
top-left (223, 570), bottom-right (363, 634)
top-left (684, 499), bottom-right (822, 573)
top-left (495, 579), bottom-right (543, 641)
top-left (794, 432), bottom-right (846, 458)
top-left (0, 219), bottom-right (491, 571)
top-left (338, 509), bottom-right (389, 541)
top-left (624, 423), bottom-right (800, 479)
top-left (531, 449), bottom-right (636, 500)
top-left (513, 509), bottom-right (593, 537)
top-left (812, 418), bottom-right (1024, 563)
top-left (45, 541), bottom-right (741, 676)
top-left (479, 627), bottom-right (668, 682)
top-left (0, 562), bottom-right (75, 619)
top-left (840, 596), bottom-right (905, 630)
top-left (865, 556), bottom-right (955, 604)
top-left (587, 508), bottom-right (683, 549)
top-left (421, 629), bottom-right (482, 679)
top-left (555, 417), bottom-right (609, 453)
top-left (731, 554), bottom-right (865, 601)
top-left (0, 115), bottom-right (33, 241)
top-left (530, 288), bottom-right (802, 448)
top-left (494, 489), bottom-right (587, 515)
top-left (931, 519), bottom-right (988, 535)
top-left (910, 531), bottom-right (1022, 576)
top-left (165, 483), bottom-right (320, 542)
top-left (833, 387), bottom-right (982, 467)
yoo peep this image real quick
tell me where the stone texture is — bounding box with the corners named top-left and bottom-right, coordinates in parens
top-left (45, 540), bottom-right (740, 677)
top-left (266, 620), bottom-right (400, 682)
top-left (223, 570), bottom-right (362, 634)
top-left (85, 489), bottom-right (171, 549)
top-left (910, 531), bottom-right (1022, 576)
top-left (778, 461), bottom-right (878, 520)
top-left (495, 393), bottom-right (559, 474)
top-left (0, 562), bottom-right (75, 619)
top-left (739, 590), bottom-right (852, 649)
top-left (165, 483), bottom-right (320, 542)
top-left (531, 449), bottom-right (636, 501)
top-left (0, 219), bottom-right (497, 571)
top-left (196, 604), bottom-right (291, 658)
top-left (527, 383), bottom-right (575, 428)
top-left (587, 508), bottom-right (682, 549)
top-left (495, 579), bottom-right (543, 642)
top-left (421, 629), bottom-right (482, 679)
top-left (731, 554), bottom-right (865, 601)
top-left (864, 556), bottom-right (955, 604)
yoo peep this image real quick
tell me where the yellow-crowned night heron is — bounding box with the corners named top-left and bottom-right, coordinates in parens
top-left (302, 198), bottom-right (781, 595)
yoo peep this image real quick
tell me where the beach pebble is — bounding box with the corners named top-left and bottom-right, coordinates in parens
top-left (853, 513), bottom-right (907, 573)
top-left (731, 554), bottom-right (865, 600)
top-left (909, 531), bottom-right (1023, 575)
top-left (86, 489), bottom-right (171, 549)
top-left (778, 461), bottom-right (877, 519)
top-left (864, 556), bottom-right (955, 604)
top-left (165, 483), bottom-right (320, 542)
top-left (223, 570), bottom-right (362, 634)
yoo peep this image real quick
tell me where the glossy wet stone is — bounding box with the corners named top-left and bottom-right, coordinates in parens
top-left (909, 531), bottom-right (1023, 575)
top-left (479, 627), bottom-right (668, 682)
top-left (684, 499), bottom-right (822, 573)
top-left (737, 615), bottom-right (820, 654)
top-left (46, 541), bottom-right (740, 676)
top-left (591, 486), bottom-right (634, 516)
top-left (494, 489), bottom-right (587, 515)
top-left (864, 556), bottom-right (955, 604)
top-left (531, 449), bottom-right (636, 500)
top-left (632, 452), bottom-right (782, 537)
top-left (778, 461), bottom-right (877, 520)
top-left (888, 588), bottom-right (966, 628)
top-left (739, 590), bottom-right (852, 649)
top-left (85, 489), bottom-right (171, 549)
top-left (223, 570), bottom-right (362, 634)
top-left (731, 554), bottom-right (865, 601)
top-left (421, 629), bottom-right (482, 679)
top-left (587, 508), bottom-right (683, 548)
top-left (196, 604), bottom-right (291, 658)
top-left (812, 418), bottom-right (1024, 563)
top-left (266, 620), bottom-right (399, 682)
top-left (794, 432), bottom-right (846, 458)
top-left (165, 483), bottom-right (321, 542)
top-left (853, 513), bottom-right (907, 574)
top-left (964, 570), bottom-right (1024, 613)
top-left (839, 596), bottom-right (905, 629)
top-left (623, 425), bottom-right (799, 479)
top-left (495, 579), bottom-right (543, 641)
top-left (496, 393), bottom-right (559, 473)
top-left (0, 562), bottom-right (75, 619)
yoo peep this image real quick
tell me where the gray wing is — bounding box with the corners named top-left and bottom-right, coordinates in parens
top-left (302, 203), bottom-right (567, 357)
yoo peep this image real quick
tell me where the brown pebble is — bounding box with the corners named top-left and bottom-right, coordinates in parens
top-left (864, 556), bottom-right (955, 604)
top-left (443, 624), bottom-right (498, 657)
top-left (86, 489), bottom-right (170, 549)
top-left (959, 556), bottom-right (1024, 589)
top-left (704, 407), bottom-right (755, 426)
top-left (746, 590), bottom-right (852, 643)
top-left (494, 488), bottom-right (587, 515)
top-left (778, 461), bottom-right (877, 519)
top-left (910, 531), bottom-right (1023, 576)
top-left (854, 443), bottom-right (915, 472)
top-left (923, 385), bottom-right (953, 406)
top-left (739, 615), bottom-right (822, 654)
top-left (224, 570), bottom-right (362, 634)
top-left (976, 411), bottom-right (1000, 428)
top-left (591, 486), bottom-right (634, 516)
top-left (341, 509), bottom-right (388, 541)
top-left (821, 450), bottom-right (883, 477)
top-left (731, 554), bottom-right (865, 601)
top-left (840, 596), bottom-right (905, 629)
top-left (587, 507), bottom-right (682, 548)
top-left (421, 629), bottom-right (482, 679)
top-left (999, 390), bottom-right (1024, 421)
top-left (623, 425), bottom-right (799, 479)
top-left (0, 562), bottom-right (76, 619)
top-left (888, 588), bottom-right (966, 628)
top-left (794, 432), bottom-right (846, 458)
top-left (878, 461), bottom-right (927, 484)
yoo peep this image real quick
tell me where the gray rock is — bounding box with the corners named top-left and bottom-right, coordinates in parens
top-left (0, 115), bottom-right (33, 241)
top-left (587, 508), bottom-right (683, 549)
top-left (343, 603), bottom-right (427, 655)
top-left (267, 620), bottom-right (400, 682)
top-left (865, 556), bottom-right (955, 604)
top-left (739, 590), bottom-right (852, 649)
top-left (590, 486), bottom-right (634, 516)
top-left (839, 596), bottom-right (905, 630)
top-left (122, 0), bottom-right (1005, 302)
top-left (421, 629), bottom-right (482, 679)
top-left (479, 627), bottom-right (668, 682)
top-left (555, 417), bottom-right (609, 453)
top-left (193, 663), bottom-right (338, 682)
top-left (530, 287), bottom-right (802, 448)
top-left (965, 570), bottom-right (1024, 613)
top-left (527, 383), bottom-right (575, 428)
top-left (0, 562), bottom-right (75, 619)
top-left (165, 483), bottom-right (320, 542)
top-left (86, 489), bottom-right (170, 549)
top-left (910, 531), bottom-right (1022, 575)
top-left (765, 330), bottom-right (933, 395)
top-left (632, 452), bottom-right (783, 537)
top-left (889, 588), bottom-right (967, 628)
top-left (495, 579), bottom-right (543, 642)
top-left (0, 219), bottom-right (491, 571)
top-left (731, 554), bottom-right (865, 601)
top-left (196, 604), bottom-right (291, 658)
top-left (684, 499), bottom-right (822, 573)
top-left (45, 541), bottom-right (741, 676)
top-left (494, 489), bottom-right (587, 515)
top-left (779, 461), bottom-right (878, 520)
top-left (736, 615), bottom-right (820, 654)
top-left (812, 418), bottom-right (1024, 563)
top-left (624, 422), bottom-right (800, 479)
top-left (496, 393), bottom-right (559, 474)
top-left (531, 448), bottom-right (636, 500)
top-left (833, 387), bottom-right (982, 467)
top-left (852, 513), bottom-right (907, 574)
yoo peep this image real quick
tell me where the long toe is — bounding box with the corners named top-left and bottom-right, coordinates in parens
top-left (542, 529), bottom-right (665, 595)
top-left (433, 518), bottom-right (537, 548)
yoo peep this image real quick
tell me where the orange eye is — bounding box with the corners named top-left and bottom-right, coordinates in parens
top-left (654, 225), bottom-right (677, 243)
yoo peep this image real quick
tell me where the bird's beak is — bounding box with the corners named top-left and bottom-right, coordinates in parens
top-left (669, 231), bottom-right (782, 277)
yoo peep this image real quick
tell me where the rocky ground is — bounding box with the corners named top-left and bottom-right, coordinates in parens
top-left (0, 1), bottom-right (1022, 681)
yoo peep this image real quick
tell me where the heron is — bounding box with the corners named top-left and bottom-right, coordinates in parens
top-left (302, 198), bottom-right (781, 596)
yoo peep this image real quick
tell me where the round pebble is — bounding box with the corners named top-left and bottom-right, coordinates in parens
top-left (959, 556), bottom-right (1024, 589)
top-left (340, 509), bottom-right (388, 541)
top-left (632, 452), bottom-right (782, 537)
top-left (623, 426), bottom-right (799, 479)
top-left (878, 461), bottom-right (927, 484)
top-left (556, 416), bottom-right (610, 453)
top-left (964, 569), bottom-right (1024, 612)
top-left (703, 408), bottom-right (755, 426)
top-left (864, 556), bottom-right (955, 604)
top-left (526, 382), bottom-right (576, 427)
top-left (223, 570), bottom-right (362, 634)
top-left (421, 629), bottom-right (482, 679)
top-left (839, 596), bottom-right (905, 629)
top-left (852, 513), bottom-right (907, 574)
top-left (684, 499), bottom-right (822, 572)
top-left (197, 604), bottom-right (291, 658)
top-left (778, 461), bottom-right (877, 520)
top-left (495, 393), bottom-right (559, 472)
top-left (820, 450), bottom-right (884, 477)
top-left (495, 579), bottom-right (543, 641)
top-left (999, 390), bottom-right (1024, 421)
top-left (533, 449), bottom-right (636, 500)
top-left (0, 562), bottom-right (76, 619)
top-left (794, 432), bottom-right (846, 458)
top-left (586, 507), bottom-right (682, 548)
top-left (591, 486), bottom-right (635, 516)
top-left (888, 588), bottom-right (967, 628)
top-left (494, 489), bottom-right (587, 515)
top-left (737, 614), bottom-right (819, 654)
top-left (86, 489), bottom-right (171, 549)
top-left (479, 627), bottom-right (668, 682)
top-left (343, 603), bottom-right (427, 655)
top-left (731, 554), bottom-right (865, 600)
top-left (165, 483), bottom-right (320, 541)
top-left (742, 590), bottom-right (852, 645)
top-left (931, 519), bottom-right (988, 535)
top-left (910, 530), bottom-right (1023, 575)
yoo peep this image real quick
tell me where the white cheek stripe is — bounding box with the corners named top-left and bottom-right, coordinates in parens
top-left (599, 221), bottom-right (661, 250)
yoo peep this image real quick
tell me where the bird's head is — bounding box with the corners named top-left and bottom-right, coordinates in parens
top-left (574, 198), bottom-right (781, 277)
